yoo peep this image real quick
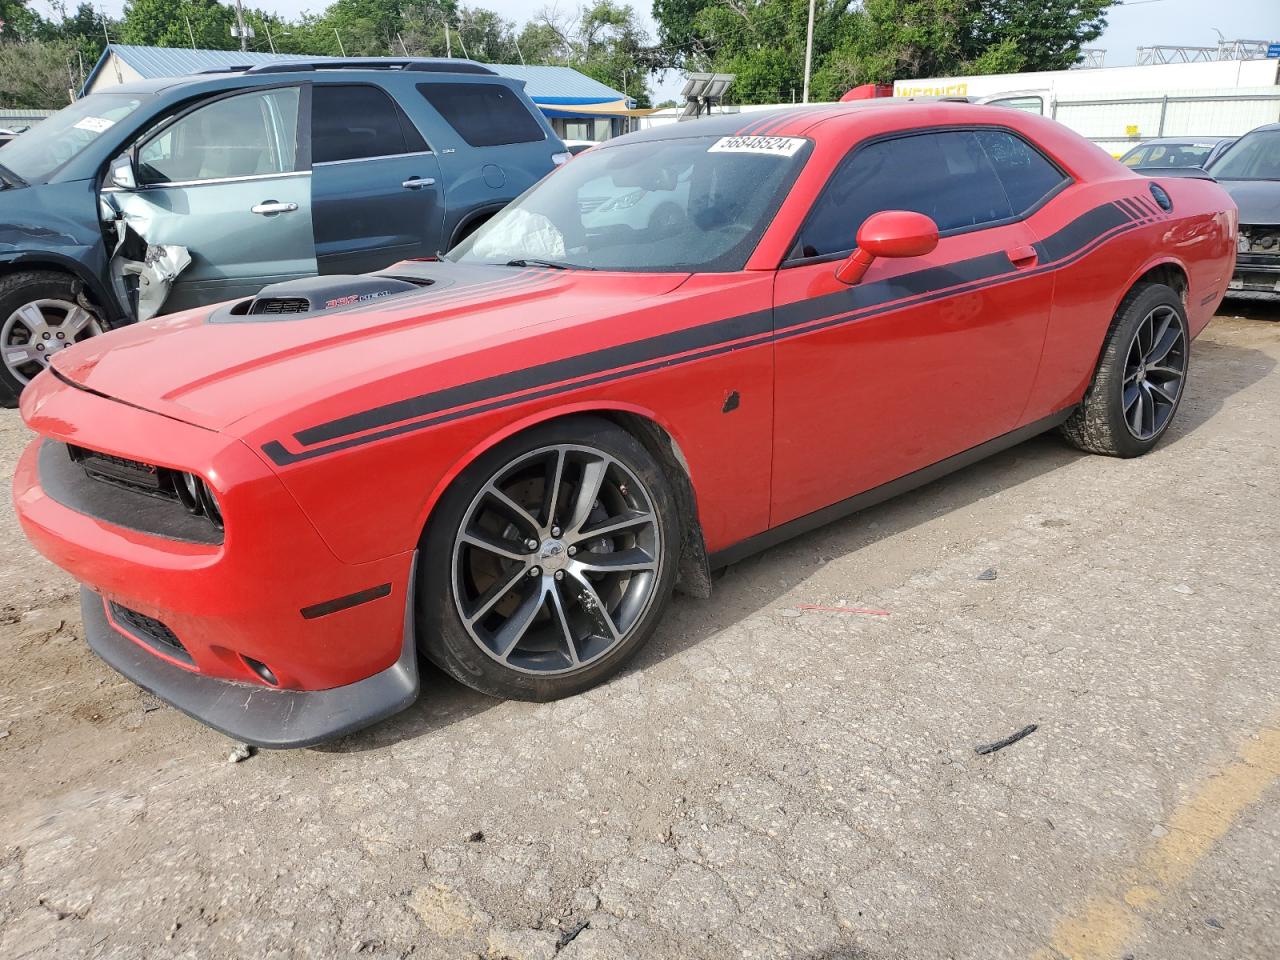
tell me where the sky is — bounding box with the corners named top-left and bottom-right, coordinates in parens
top-left (33, 0), bottom-right (1280, 102)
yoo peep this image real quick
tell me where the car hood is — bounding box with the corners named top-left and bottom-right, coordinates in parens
top-left (1216, 179), bottom-right (1280, 225)
top-left (50, 262), bottom-right (689, 434)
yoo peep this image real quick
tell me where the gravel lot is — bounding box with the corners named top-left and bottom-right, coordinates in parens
top-left (1, 307), bottom-right (1278, 960)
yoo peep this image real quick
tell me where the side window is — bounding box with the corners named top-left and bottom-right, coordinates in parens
top-left (971, 129), bottom-right (1068, 214)
top-left (312, 85), bottom-right (423, 163)
top-left (417, 82), bottom-right (545, 147)
top-left (795, 130), bottom-right (1014, 259)
top-left (137, 87), bottom-right (299, 185)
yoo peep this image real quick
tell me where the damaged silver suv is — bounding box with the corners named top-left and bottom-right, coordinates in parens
top-left (0, 58), bottom-right (566, 406)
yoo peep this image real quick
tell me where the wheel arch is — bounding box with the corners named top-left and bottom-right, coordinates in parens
top-left (447, 203), bottom-right (506, 249)
top-left (1114, 257), bottom-right (1189, 314)
top-left (415, 401), bottom-right (714, 600)
top-left (0, 254), bottom-right (121, 324)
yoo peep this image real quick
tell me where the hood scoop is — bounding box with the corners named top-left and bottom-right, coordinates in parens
top-left (222, 275), bottom-right (426, 321)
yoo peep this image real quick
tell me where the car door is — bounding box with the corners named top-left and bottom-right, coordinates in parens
top-left (110, 85), bottom-right (315, 313)
top-left (309, 83), bottom-right (444, 275)
top-left (770, 127), bottom-right (1067, 526)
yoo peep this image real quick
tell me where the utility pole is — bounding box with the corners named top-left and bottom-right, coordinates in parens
top-left (802, 0), bottom-right (815, 103)
top-left (444, 20), bottom-right (452, 58)
top-left (233, 0), bottom-right (248, 52)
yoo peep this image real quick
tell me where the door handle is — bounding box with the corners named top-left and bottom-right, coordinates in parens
top-left (1008, 244), bottom-right (1038, 268)
top-left (251, 201), bottom-right (298, 216)
top-left (402, 177), bottom-right (436, 190)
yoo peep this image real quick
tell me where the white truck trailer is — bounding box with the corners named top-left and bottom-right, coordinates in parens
top-left (894, 58), bottom-right (1280, 155)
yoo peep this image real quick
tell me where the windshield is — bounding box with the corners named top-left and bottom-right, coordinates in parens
top-left (1122, 142), bottom-right (1216, 168)
top-left (1207, 129), bottom-right (1280, 180)
top-left (0, 94), bottom-right (145, 184)
top-left (448, 134), bottom-right (811, 272)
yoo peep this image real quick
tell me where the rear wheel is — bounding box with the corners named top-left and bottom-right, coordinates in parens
top-left (0, 271), bottom-right (104, 408)
top-left (1060, 282), bottom-right (1189, 458)
top-left (419, 417), bottom-right (680, 701)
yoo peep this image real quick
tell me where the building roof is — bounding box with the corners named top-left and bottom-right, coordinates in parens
top-left (84, 45), bottom-right (629, 106)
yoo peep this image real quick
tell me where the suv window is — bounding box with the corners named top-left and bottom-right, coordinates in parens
top-left (417, 82), bottom-right (544, 147)
top-left (972, 129), bottom-right (1067, 213)
top-left (312, 84), bottom-right (422, 163)
top-left (795, 130), bottom-right (1015, 259)
top-left (137, 87), bottom-right (300, 185)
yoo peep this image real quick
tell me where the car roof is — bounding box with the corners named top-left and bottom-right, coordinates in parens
top-left (96, 58), bottom-right (505, 97)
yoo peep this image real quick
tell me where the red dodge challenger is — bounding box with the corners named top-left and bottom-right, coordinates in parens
top-left (13, 102), bottom-right (1236, 747)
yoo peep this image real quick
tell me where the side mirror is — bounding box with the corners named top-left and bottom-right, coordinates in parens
top-left (109, 153), bottom-right (137, 191)
top-left (835, 210), bottom-right (940, 285)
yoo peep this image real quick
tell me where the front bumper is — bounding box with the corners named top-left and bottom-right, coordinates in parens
top-left (1228, 249), bottom-right (1280, 301)
top-left (81, 572), bottom-right (419, 748)
top-left (14, 370), bottom-right (423, 745)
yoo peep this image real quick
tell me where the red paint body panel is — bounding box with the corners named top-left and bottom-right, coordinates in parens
top-left (12, 102), bottom-right (1237, 709)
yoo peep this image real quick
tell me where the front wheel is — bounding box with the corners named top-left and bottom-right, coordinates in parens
top-left (419, 417), bottom-right (680, 701)
top-left (1060, 282), bottom-right (1190, 458)
top-left (0, 271), bottom-right (104, 408)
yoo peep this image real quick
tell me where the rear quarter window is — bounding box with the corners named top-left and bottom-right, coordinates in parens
top-left (417, 82), bottom-right (545, 147)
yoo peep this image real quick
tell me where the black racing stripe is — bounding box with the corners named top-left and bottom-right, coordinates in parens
top-left (1035, 202), bottom-right (1130, 263)
top-left (1123, 196), bottom-right (1155, 222)
top-left (265, 204), bottom-right (1136, 465)
top-left (1114, 197), bottom-right (1145, 222)
top-left (300, 583), bottom-right (392, 619)
top-left (293, 252), bottom-right (1013, 451)
top-left (293, 308), bottom-right (775, 447)
top-left (774, 252), bottom-right (1015, 333)
top-left (1139, 195), bottom-right (1165, 218)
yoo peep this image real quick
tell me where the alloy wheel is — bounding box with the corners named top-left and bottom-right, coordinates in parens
top-left (2, 298), bottom-right (102, 386)
top-left (451, 443), bottom-right (663, 675)
top-left (1122, 304), bottom-right (1187, 441)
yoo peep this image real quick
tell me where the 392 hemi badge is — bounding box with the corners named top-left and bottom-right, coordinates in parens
top-left (325, 290), bottom-right (396, 309)
top-left (708, 135), bottom-right (807, 157)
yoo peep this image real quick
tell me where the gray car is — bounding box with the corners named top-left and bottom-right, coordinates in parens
top-left (1207, 123), bottom-right (1280, 301)
top-left (0, 58), bottom-right (567, 405)
top-left (1119, 136), bottom-right (1236, 171)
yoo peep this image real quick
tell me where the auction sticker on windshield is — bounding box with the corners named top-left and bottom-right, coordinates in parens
top-left (708, 136), bottom-right (807, 157)
top-left (72, 117), bottom-right (116, 133)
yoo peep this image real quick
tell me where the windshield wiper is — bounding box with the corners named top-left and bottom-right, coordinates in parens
top-left (0, 163), bottom-right (24, 189)
top-left (504, 258), bottom-right (595, 270)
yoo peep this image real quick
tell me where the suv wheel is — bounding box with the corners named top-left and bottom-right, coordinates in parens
top-left (0, 271), bottom-right (104, 408)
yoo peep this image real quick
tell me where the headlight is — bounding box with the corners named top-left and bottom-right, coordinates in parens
top-left (175, 471), bottom-right (223, 529)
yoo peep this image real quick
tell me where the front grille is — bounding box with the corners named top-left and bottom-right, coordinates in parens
top-left (109, 602), bottom-right (193, 665)
top-left (40, 442), bottom-right (224, 546)
top-left (67, 445), bottom-right (172, 499)
top-left (250, 297), bottom-right (311, 315)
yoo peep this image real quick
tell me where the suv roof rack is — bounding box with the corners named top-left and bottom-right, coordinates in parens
top-left (239, 58), bottom-right (496, 76)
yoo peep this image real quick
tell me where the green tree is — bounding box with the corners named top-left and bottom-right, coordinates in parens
top-left (119, 0), bottom-right (236, 50)
top-left (0, 0), bottom-right (48, 43)
top-left (0, 40), bottom-right (79, 107)
top-left (655, 0), bottom-right (1115, 103)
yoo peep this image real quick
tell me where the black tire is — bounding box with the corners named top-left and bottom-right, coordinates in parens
top-left (0, 270), bottom-right (104, 409)
top-left (418, 416), bottom-right (680, 701)
top-left (1060, 282), bottom-right (1190, 458)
